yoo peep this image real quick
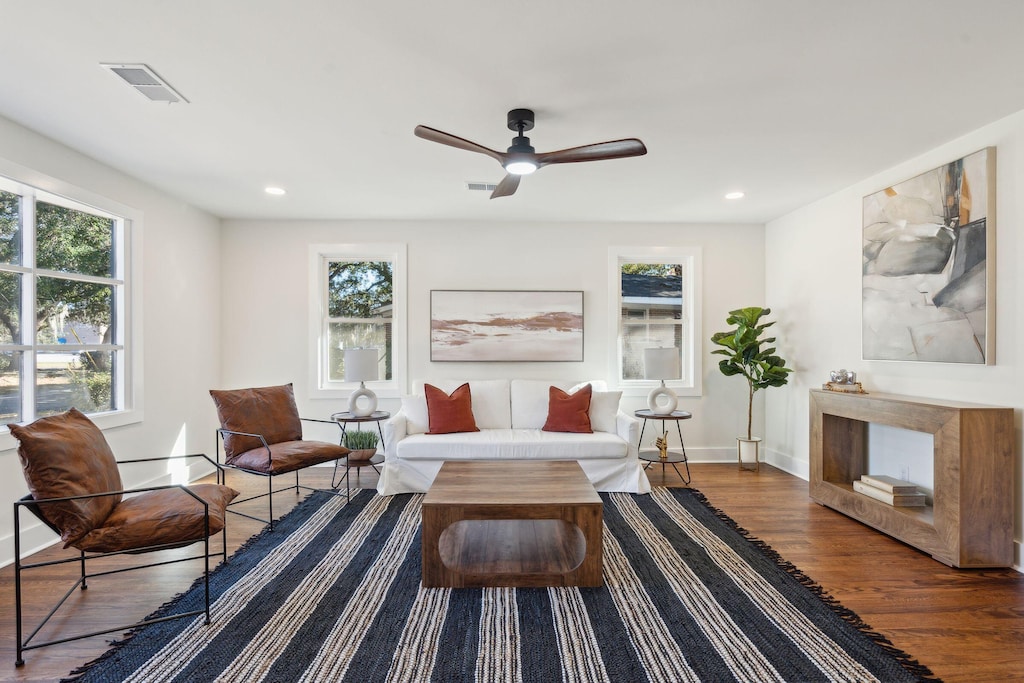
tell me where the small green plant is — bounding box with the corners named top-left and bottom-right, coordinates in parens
top-left (343, 430), bottom-right (379, 451)
top-left (710, 306), bottom-right (793, 440)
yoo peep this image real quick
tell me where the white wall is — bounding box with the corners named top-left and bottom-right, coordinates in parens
top-left (0, 115), bottom-right (222, 565)
top-left (220, 219), bottom-right (765, 458)
top-left (765, 108), bottom-right (1024, 566)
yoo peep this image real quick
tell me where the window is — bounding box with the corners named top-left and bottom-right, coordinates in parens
top-left (608, 247), bottom-right (702, 396)
top-left (311, 244), bottom-right (406, 397)
top-left (0, 178), bottom-right (131, 425)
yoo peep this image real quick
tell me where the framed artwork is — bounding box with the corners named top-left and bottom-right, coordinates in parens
top-left (430, 290), bottom-right (584, 362)
top-left (862, 147), bottom-right (995, 364)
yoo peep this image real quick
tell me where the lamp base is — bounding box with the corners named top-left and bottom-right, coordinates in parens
top-left (348, 384), bottom-right (378, 417)
top-left (647, 385), bottom-right (678, 415)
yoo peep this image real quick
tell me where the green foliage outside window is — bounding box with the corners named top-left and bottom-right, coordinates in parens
top-left (327, 261), bottom-right (393, 382)
top-left (0, 189), bottom-right (120, 420)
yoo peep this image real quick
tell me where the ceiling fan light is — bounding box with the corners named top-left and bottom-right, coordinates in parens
top-left (505, 159), bottom-right (538, 175)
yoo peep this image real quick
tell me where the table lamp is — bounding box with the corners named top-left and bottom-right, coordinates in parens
top-left (644, 347), bottom-right (681, 415)
top-left (344, 347), bottom-right (380, 417)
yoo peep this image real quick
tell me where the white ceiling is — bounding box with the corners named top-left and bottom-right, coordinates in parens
top-left (2, 1), bottom-right (1023, 224)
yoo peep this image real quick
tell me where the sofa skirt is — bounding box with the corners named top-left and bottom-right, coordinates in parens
top-left (376, 456), bottom-right (652, 495)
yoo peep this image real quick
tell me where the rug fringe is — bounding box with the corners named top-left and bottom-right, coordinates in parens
top-left (682, 487), bottom-right (944, 683)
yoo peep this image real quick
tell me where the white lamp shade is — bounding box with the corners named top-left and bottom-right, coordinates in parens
top-left (344, 348), bottom-right (380, 383)
top-left (644, 347), bottom-right (681, 381)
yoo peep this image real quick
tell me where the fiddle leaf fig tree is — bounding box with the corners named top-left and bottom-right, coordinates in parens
top-left (710, 307), bottom-right (793, 440)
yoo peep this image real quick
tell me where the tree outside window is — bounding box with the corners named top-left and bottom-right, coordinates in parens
top-left (0, 187), bottom-right (124, 423)
top-left (326, 261), bottom-right (393, 383)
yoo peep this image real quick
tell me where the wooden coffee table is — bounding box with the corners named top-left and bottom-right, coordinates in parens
top-left (421, 460), bottom-right (603, 588)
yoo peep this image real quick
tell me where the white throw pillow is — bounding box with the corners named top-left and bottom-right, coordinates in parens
top-left (401, 394), bottom-right (429, 435)
top-left (589, 390), bottom-right (622, 433)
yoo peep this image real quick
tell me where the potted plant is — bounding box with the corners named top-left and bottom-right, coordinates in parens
top-left (710, 306), bottom-right (793, 470)
top-left (343, 429), bottom-right (379, 462)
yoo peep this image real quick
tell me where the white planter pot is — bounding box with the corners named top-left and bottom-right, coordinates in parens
top-left (737, 437), bottom-right (762, 472)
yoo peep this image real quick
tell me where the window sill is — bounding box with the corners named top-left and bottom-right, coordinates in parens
top-left (0, 408), bottom-right (143, 453)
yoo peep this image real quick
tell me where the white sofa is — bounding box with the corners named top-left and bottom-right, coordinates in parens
top-left (377, 379), bottom-right (651, 495)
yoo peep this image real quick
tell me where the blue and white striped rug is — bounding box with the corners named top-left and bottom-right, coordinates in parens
top-left (67, 488), bottom-right (937, 682)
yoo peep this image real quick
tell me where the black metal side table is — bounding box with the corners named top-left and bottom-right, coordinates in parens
top-left (330, 410), bottom-right (390, 496)
top-left (634, 409), bottom-right (692, 484)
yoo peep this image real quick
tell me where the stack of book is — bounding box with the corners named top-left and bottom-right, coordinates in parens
top-left (852, 474), bottom-right (927, 507)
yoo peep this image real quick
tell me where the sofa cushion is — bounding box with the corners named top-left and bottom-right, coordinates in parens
top-left (395, 429), bottom-right (627, 461)
top-left (401, 394), bottom-right (429, 435)
top-left (8, 408), bottom-right (123, 548)
top-left (543, 385), bottom-right (593, 433)
top-left (209, 383), bottom-right (303, 462)
top-left (589, 390), bottom-right (622, 433)
top-left (510, 380), bottom-right (574, 428)
top-left (425, 383), bottom-right (480, 434)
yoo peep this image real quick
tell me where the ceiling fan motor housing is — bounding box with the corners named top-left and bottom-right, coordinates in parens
top-left (507, 108), bottom-right (535, 132)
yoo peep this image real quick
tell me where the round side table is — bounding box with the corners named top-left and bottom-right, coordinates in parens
top-left (634, 409), bottom-right (692, 484)
top-left (330, 410), bottom-right (390, 495)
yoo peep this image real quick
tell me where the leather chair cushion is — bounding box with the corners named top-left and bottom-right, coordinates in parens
top-left (8, 408), bottom-right (123, 547)
top-left (231, 440), bottom-right (350, 475)
top-left (74, 483), bottom-right (239, 553)
top-left (210, 384), bottom-right (303, 462)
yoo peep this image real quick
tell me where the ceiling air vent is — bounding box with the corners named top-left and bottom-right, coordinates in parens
top-left (466, 182), bottom-right (498, 192)
top-left (101, 63), bottom-right (189, 103)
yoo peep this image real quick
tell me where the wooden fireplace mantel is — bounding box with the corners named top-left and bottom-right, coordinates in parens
top-left (809, 389), bottom-right (1014, 568)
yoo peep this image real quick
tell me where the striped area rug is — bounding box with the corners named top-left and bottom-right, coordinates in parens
top-left (66, 488), bottom-right (938, 682)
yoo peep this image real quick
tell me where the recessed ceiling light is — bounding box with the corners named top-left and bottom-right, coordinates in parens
top-left (725, 191), bottom-right (745, 200)
top-left (264, 187), bottom-right (286, 196)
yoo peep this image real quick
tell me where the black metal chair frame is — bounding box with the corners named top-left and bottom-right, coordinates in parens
top-left (13, 453), bottom-right (228, 667)
top-left (214, 417), bottom-right (349, 530)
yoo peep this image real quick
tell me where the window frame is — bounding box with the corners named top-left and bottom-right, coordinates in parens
top-left (0, 162), bottom-right (141, 451)
top-left (608, 246), bottom-right (702, 397)
top-left (308, 243), bottom-right (406, 400)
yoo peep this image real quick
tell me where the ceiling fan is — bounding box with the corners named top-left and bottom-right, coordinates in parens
top-left (414, 108), bottom-right (647, 199)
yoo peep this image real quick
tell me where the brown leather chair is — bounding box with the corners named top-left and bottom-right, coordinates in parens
top-left (8, 408), bottom-right (238, 666)
top-left (209, 383), bottom-right (350, 529)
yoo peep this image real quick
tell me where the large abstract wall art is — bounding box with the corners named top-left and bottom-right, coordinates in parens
top-left (430, 290), bottom-right (584, 362)
top-left (862, 147), bottom-right (995, 364)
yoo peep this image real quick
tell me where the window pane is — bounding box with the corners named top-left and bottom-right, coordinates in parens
top-left (0, 351), bottom-right (21, 422)
top-left (0, 271), bottom-right (21, 343)
top-left (327, 261), bottom-right (392, 318)
top-left (35, 350), bottom-right (113, 416)
top-left (0, 190), bottom-right (20, 265)
top-left (36, 277), bottom-right (113, 345)
top-left (328, 322), bottom-right (392, 382)
top-left (36, 201), bottom-right (114, 277)
top-left (622, 323), bottom-right (682, 380)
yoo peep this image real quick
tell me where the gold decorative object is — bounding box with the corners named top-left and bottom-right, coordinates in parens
top-left (655, 434), bottom-right (669, 460)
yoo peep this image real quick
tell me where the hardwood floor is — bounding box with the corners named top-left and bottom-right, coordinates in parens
top-left (0, 463), bottom-right (1021, 681)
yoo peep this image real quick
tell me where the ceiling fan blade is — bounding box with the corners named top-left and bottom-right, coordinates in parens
top-left (490, 174), bottom-right (521, 199)
top-left (414, 125), bottom-right (505, 163)
top-left (535, 138), bottom-right (647, 167)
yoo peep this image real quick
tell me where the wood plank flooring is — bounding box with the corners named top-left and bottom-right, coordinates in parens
top-left (0, 463), bottom-right (1021, 681)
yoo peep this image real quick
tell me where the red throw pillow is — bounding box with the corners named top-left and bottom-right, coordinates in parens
top-left (542, 384), bottom-right (593, 433)
top-left (425, 383), bottom-right (480, 434)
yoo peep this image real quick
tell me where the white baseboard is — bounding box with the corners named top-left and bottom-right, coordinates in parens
top-left (764, 448), bottom-right (809, 480)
